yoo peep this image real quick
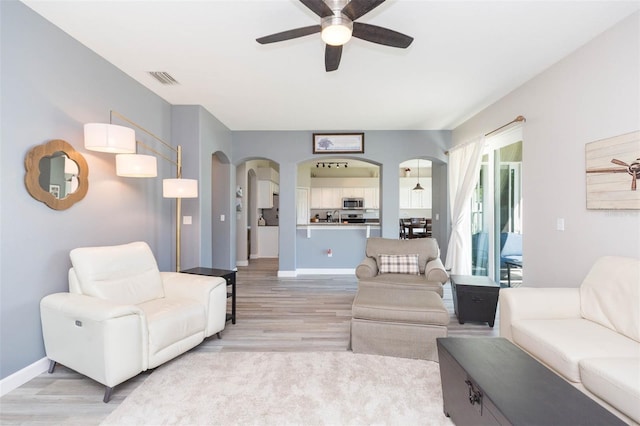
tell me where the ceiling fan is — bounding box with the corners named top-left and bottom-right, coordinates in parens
top-left (256, 0), bottom-right (413, 72)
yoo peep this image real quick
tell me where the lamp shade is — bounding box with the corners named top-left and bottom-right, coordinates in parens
top-left (163, 178), bottom-right (198, 198)
top-left (84, 123), bottom-right (136, 153)
top-left (116, 154), bottom-right (158, 177)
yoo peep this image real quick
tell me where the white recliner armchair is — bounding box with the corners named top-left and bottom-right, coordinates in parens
top-left (40, 241), bottom-right (228, 402)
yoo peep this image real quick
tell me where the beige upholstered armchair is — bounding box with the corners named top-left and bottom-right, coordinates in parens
top-left (355, 237), bottom-right (449, 296)
top-left (40, 241), bottom-right (227, 402)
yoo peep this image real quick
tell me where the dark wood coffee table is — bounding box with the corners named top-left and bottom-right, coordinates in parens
top-left (437, 337), bottom-right (624, 426)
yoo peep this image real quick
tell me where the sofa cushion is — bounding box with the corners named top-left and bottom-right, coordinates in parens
top-left (358, 275), bottom-right (444, 297)
top-left (377, 254), bottom-right (420, 275)
top-left (511, 318), bottom-right (640, 383)
top-left (580, 256), bottom-right (640, 342)
top-left (70, 242), bottom-right (164, 305)
top-left (138, 297), bottom-right (206, 359)
top-left (352, 287), bottom-right (449, 326)
top-left (365, 237), bottom-right (439, 274)
top-left (580, 357), bottom-right (640, 423)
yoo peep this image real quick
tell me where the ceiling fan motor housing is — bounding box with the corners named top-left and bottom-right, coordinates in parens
top-left (321, 0), bottom-right (353, 46)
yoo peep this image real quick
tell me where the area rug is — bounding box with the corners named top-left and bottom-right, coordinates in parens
top-left (101, 351), bottom-right (453, 426)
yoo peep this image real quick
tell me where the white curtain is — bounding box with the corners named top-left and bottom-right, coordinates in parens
top-left (445, 136), bottom-right (485, 275)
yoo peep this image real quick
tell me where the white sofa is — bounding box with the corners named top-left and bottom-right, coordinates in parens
top-left (500, 256), bottom-right (640, 425)
top-left (40, 242), bottom-right (228, 402)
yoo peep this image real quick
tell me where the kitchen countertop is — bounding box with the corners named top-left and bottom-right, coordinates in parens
top-left (299, 222), bottom-right (380, 227)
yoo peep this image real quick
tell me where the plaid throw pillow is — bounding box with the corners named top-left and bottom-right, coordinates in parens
top-left (377, 254), bottom-right (420, 275)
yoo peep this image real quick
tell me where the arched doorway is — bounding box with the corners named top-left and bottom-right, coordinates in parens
top-left (235, 159), bottom-right (280, 267)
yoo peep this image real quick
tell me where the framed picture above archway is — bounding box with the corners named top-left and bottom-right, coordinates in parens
top-left (313, 133), bottom-right (364, 154)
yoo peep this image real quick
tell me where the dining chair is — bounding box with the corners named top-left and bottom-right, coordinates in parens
top-left (399, 219), bottom-right (407, 239)
top-left (407, 218), bottom-right (427, 239)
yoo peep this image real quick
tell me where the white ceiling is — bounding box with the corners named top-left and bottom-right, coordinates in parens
top-left (22, 0), bottom-right (640, 131)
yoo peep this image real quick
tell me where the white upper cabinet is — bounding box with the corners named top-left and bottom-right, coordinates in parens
top-left (309, 177), bottom-right (379, 209)
top-left (363, 187), bottom-right (379, 209)
top-left (257, 167), bottom-right (279, 208)
top-left (310, 187), bottom-right (341, 209)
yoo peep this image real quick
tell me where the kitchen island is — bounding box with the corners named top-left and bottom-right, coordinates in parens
top-left (296, 222), bottom-right (381, 273)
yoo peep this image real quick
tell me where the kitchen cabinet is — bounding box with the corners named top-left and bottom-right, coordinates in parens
top-left (341, 187), bottom-right (365, 199)
top-left (310, 187), bottom-right (341, 209)
top-left (309, 177), bottom-right (379, 209)
top-left (257, 226), bottom-right (279, 258)
top-left (363, 187), bottom-right (379, 209)
top-left (257, 167), bottom-right (279, 208)
top-left (258, 180), bottom-right (277, 208)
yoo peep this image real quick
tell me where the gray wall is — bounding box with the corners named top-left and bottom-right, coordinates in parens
top-left (231, 131), bottom-right (451, 274)
top-left (0, 2), bottom-right (229, 380)
top-left (171, 106), bottom-right (233, 271)
top-left (452, 12), bottom-right (640, 286)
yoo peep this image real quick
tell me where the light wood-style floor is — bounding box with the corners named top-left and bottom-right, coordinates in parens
top-left (0, 259), bottom-right (498, 425)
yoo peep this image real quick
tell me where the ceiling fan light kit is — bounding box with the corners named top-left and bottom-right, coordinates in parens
top-left (256, 0), bottom-right (413, 72)
top-left (321, 15), bottom-right (353, 46)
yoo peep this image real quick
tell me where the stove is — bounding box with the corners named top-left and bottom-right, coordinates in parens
top-left (344, 213), bottom-right (365, 223)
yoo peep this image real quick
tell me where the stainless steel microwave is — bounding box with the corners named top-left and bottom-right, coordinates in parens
top-left (343, 198), bottom-right (364, 209)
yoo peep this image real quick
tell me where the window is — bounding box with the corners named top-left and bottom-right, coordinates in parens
top-left (471, 128), bottom-right (523, 286)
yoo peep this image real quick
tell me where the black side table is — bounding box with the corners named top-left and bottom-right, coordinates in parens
top-left (181, 267), bottom-right (236, 324)
top-left (450, 274), bottom-right (499, 327)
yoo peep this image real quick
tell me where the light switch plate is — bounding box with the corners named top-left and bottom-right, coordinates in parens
top-left (220, 214), bottom-right (225, 222)
top-left (183, 216), bottom-right (192, 225)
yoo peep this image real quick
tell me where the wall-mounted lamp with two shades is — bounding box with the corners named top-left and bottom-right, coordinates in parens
top-left (84, 110), bottom-right (197, 272)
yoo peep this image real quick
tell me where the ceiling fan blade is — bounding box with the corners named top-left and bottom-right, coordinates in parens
top-left (632, 174), bottom-right (637, 191)
top-left (256, 25), bottom-right (321, 44)
top-left (352, 22), bottom-right (413, 48)
top-left (611, 158), bottom-right (629, 167)
top-left (325, 45), bottom-right (342, 72)
top-left (341, 0), bottom-right (385, 21)
top-left (300, 0), bottom-right (334, 18)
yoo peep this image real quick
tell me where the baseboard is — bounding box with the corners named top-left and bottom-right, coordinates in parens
top-left (296, 268), bottom-right (356, 275)
top-left (236, 260), bottom-right (249, 267)
top-left (0, 357), bottom-right (49, 397)
top-left (277, 270), bottom-right (297, 277)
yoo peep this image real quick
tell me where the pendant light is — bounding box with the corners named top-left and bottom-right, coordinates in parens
top-left (413, 159), bottom-right (424, 191)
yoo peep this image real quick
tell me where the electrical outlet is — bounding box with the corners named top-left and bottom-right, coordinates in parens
top-left (556, 218), bottom-right (565, 231)
top-left (183, 216), bottom-right (192, 225)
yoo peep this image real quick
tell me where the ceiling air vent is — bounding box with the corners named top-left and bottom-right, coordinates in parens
top-left (148, 71), bottom-right (179, 85)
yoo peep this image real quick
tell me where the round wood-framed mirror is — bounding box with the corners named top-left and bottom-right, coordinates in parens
top-left (24, 139), bottom-right (89, 210)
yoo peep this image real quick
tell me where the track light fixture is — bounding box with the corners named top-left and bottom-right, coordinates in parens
top-left (315, 161), bottom-right (348, 169)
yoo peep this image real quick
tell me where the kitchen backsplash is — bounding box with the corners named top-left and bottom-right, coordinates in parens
top-left (261, 195), bottom-right (279, 226)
